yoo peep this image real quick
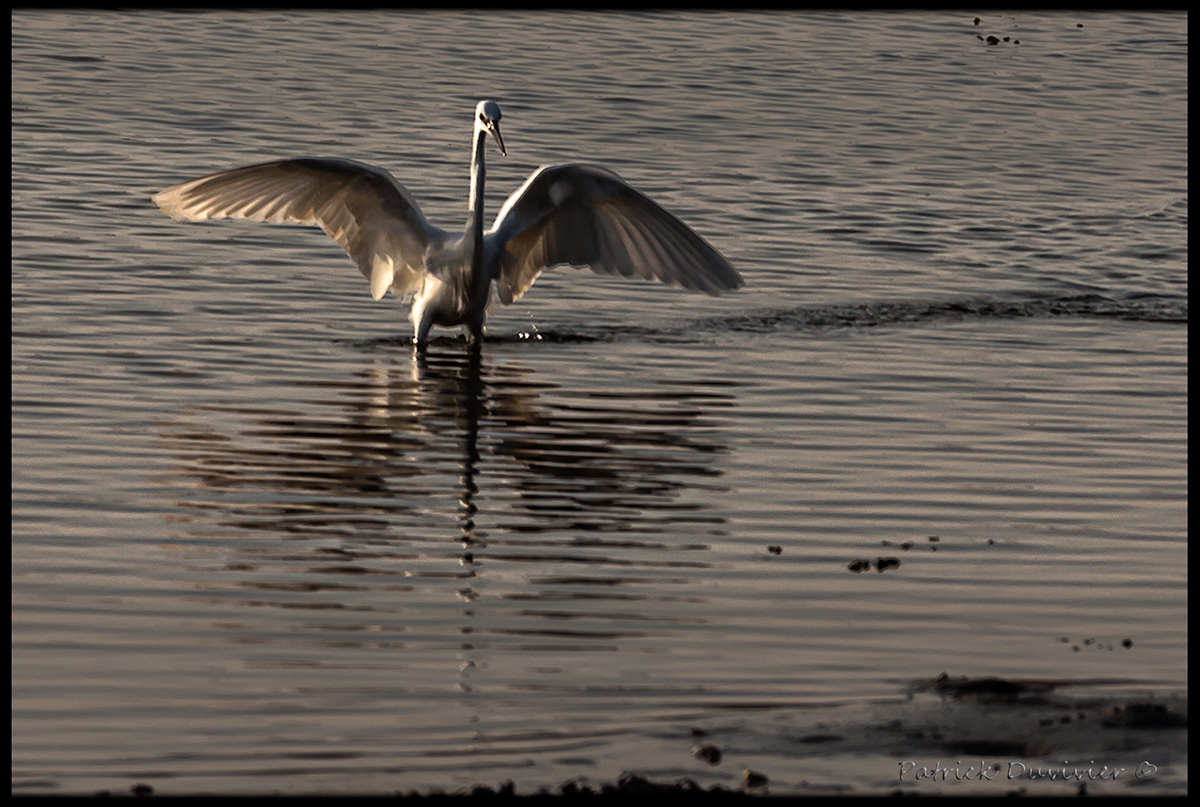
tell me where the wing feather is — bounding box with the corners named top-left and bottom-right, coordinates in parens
top-left (152, 158), bottom-right (443, 300)
top-left (487, 164), bottom-right (742, 304)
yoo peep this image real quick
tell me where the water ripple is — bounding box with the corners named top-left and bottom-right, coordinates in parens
top-left (355, 292), bottom-right (1187, 349)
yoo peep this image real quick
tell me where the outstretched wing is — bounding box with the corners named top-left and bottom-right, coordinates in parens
top-left (152, 158), bottom-right (444, 301)
top-left (487, 164), bottom-right (743, 304)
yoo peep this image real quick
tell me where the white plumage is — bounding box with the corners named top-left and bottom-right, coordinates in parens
top-left (153, 100), bottom-right (743, 346)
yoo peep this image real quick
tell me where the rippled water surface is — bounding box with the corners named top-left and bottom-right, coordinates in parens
top-left (12, 11), bottom-right (1187, 796)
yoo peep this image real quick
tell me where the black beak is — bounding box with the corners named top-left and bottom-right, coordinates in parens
top-left (489, 122), bottom-right (506, 157)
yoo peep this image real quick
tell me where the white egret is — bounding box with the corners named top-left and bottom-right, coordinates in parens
top-left (153, 100), bottom-right (743, 346)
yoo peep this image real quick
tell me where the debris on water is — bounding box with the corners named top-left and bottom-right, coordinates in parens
top-left (743, 769), bottom-right (769, 788)
top-left (767, 545), bottom-right (782, 555)
top-left (692, 742), bottom-right (722, 764)
top-left (1101, 702), bottom-right (1187, 730)
top-left (848, 555), bottom-right (901, 573)
top-left (470, 781), bottom-right (516, 797)
top-left (880, 539), bottom-right (915, 550)
top-left (401, 776), bottom-right (745, 799)
top-left (1058, 635), bottom-right (1131, 653)
top-left (913, 672), bottom-right (1053, 700)
top-left (975, 31), bottom-right (1018, 46)
top-left (571, 774), bottom-right (723, 796)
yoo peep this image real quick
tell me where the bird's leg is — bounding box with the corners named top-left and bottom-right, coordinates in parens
top-left (410, 342), bottom-right (429, 372)
top-left (411, 301), bottom-right (435, 348)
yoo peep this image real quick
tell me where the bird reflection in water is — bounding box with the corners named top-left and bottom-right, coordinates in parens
top-left (159, 347), bottom-right (734, 590)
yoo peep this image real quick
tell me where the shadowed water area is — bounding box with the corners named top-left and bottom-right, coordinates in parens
top-left (12, 11), bottom-right (1186, 796)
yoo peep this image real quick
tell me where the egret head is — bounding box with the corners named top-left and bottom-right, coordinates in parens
top-left (475, 99), bottom-right (506, 156)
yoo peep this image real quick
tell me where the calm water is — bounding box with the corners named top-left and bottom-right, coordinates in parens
top-left (12, 11), bottom-right (1187, 796)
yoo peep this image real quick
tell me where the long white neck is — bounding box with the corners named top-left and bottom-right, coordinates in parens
top-left (467, 124), bottom-right (488, 241)
top-left (461, 123), bottom-right (492, 310)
